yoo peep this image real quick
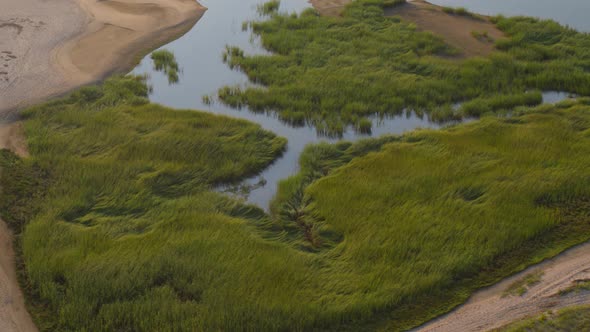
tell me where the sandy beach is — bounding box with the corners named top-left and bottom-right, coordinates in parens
top-left (1, 0), bottom-right (206, 115)
top-left (0, 0), bottom-right (205, 330)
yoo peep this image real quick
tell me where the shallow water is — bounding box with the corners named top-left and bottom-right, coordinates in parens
top-left (132, 0), bottom-right (582, 210)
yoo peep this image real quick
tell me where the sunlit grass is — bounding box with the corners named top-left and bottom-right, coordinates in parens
top-left (271, 100), bottom-right (590, 329)
top-left (219, 0), bottom-right (590, 136)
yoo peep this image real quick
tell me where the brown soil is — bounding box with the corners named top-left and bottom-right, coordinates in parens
top-left (414, 242), bottom-right (590, 332)
top-left (310, 0), bottom-right (505, 58)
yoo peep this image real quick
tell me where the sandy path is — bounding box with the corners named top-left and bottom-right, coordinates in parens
top-left (310, 0), bottom-right (504, 57)
top-left (0, 118), bottom-right (32, 332)
top-left (0, 220), bottom-right (36, 332)
top-left (414, 242), bottom-right (590, 332)
top-left (0, 0), bottom-right (206, 330)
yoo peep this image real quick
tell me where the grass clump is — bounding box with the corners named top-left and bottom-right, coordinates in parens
top-left (272, 101), bottom-right (590, 329)
top-left (219, 0), bottom-right (590, 136)
top-left (442, 6), bottom-right (477, 18)
top-left (257, 0), bottom-right (280, 16)
top-left (500, 305), bottom-right (590, 331)
top-left (151, 49), bottom-right (180, 84)
top-left (559, 279), bottom-right (590, 296)
top-left (503, 271), bottom-right (544, 297)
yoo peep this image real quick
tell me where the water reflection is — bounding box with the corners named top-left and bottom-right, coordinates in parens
top-left (132, 0), bottom-right (583, 210)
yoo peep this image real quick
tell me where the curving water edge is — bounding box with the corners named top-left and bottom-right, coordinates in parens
top-left (132, 0), bottom-right (584, 210)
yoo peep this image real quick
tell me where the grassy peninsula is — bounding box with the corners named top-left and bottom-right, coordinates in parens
top-left (219, 0), bottom-right (590, 135)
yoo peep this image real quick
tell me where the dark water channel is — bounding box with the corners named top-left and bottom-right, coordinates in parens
top-left (132, 0), bottom-right (582, 210)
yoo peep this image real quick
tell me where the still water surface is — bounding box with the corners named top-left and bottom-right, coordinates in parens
top-left (132, 0), bottom-right (583, 210)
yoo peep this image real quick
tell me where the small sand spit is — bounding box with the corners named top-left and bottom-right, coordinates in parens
top-left (0, 0), bottom-right (206, 114)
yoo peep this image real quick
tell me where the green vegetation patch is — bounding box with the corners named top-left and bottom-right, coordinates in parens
top-left (442, 6), bottom-right (478, 19)
top-left (560, 279), bottom-right (590, 296)
top-left (5, 76), bottom-right (292, 331)
top-left (271, 101), bottom-right (590, 329)
top-left (500, 305), bottom-right (590, 331)
top-left (219, 0), bottom-right (590, 135)
top-left (151, 49), bottom-right (180, 84)
top-left (5, 81), bottom-right (590, 331)
top-left (503, 271), bottom-right (544, 297)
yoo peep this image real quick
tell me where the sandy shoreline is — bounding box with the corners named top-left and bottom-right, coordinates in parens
top-left (1, 0), bottom-right (206, 115)
top-left (415, 241), bottom-right (590, 332)
top-left (0, 0), bottom-right (206, 330)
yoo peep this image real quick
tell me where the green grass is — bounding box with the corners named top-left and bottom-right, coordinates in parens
top-left (151, 49), bottom-right (180, 84)
top-left (442, 6), bottom-right (477, 18)
top-left (499, 305), bottom-right (590, 331)
top-left (5, 81), bottom-right (590, 331)
top-left (4, 75), bottom-right (292, 331)
top-left (218, 0), bottom-right (590, 135)
top-left (257, 0), bottom-right (280, 16)
top-left (559, 279), bottom-right (590, 296)
top-left (503, 271), bottom-right (544, 297)
top-left (270, 100), bottom-right (590, 329)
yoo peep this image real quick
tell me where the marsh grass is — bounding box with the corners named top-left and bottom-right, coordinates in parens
top-left (442, 6), bottom-right (478, 19)
top-left (257, 0), bottom-right (280, 16)
top-left (151, 49), bottom-right (180, 84)
top-left (219, 0), bottom-right (590, 136)
top-left (271, 101), bottom-right (590, 329)
top-left (499, 305), bottom-right (590, 331)
top-left (3, 76), bottom-right (292, 331)
top-left (5, 80), bottom-right (590, 331)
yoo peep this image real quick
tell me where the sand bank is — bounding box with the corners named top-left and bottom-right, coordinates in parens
top-left (0, 0), bottom-right (206, 115)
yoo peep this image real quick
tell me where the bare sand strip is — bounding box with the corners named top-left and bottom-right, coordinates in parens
top-left (0, 219), bottom-right (36, 332)
top-left (0, 0), bottom-right (206, 330)
top-left (310, 0), bottom-right (504, 57)
top-left (414, 242), bottom-right (590, 332)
